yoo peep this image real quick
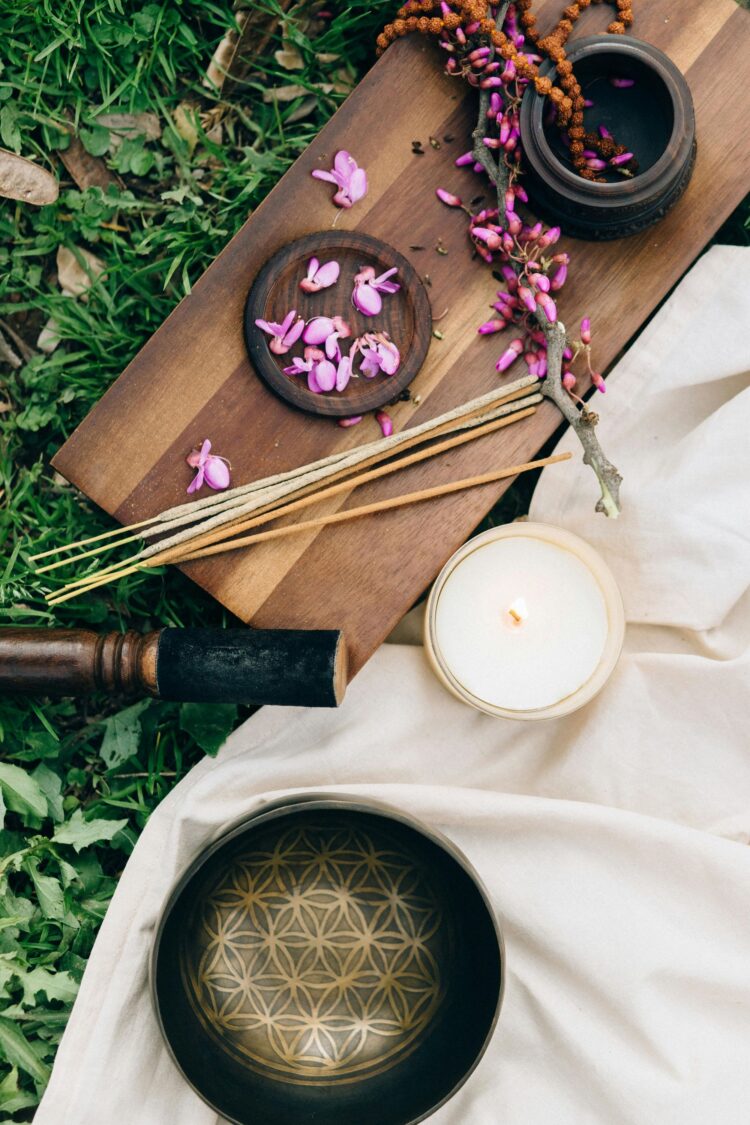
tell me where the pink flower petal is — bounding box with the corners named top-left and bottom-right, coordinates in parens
top-left (325, 333), bottom-right (341, 361)
top-left (376, 411), bottom-right (393, 438)
top-left (335, 356), bottom-right (351, 391)
top-left (372, 267), bottom-right (399, 287)
top-left (314, 359), bottom-right (337, 392)
top-left (337, 415), bottom-right (363, 427)
top-left (279, 308), bottom-right (296, 335)
top-left (352, 282), bottom-right (382, 317)
top-left (496, 338), bottom-right (524, 373)
top-left (348, 167), bottom-right (368, 203)
top-left (203, 456), bottom-right (231, 490)
top-left (377, 339), bottom-right (400, 375)
top-left (334, 149), bottom-right (355, 178)
top-left (283, 356), bottom-right (312, 376)
top-left (282, 316), bottom-right (305, 348)
top-left (436, 187), bottom-right (462, 207)
top-left (360, 349), bottom-right (381, 378)
top-left (303, 316), bottom-right (336, 345)
top-left (187, 467), bottom-right (204, 494)
top-left (307, 367), bottom-right (324, 393)
top-left (314, 260), bottom-right (340, 288)
top-left (311, 169), bottom-right (338, 184)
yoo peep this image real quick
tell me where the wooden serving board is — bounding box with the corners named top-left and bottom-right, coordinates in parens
top-left (54, 0), bottom-right (750, 677)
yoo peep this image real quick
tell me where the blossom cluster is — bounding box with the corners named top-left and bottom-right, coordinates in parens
top-left (436, 1), bottom-right (607, 398)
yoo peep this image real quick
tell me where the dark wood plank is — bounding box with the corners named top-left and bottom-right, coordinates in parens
top-left (53, 0), bottom-right (750, 676)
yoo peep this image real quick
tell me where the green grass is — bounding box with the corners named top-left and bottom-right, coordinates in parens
top-left (0, 1), bottom-right (748, 1117)
top-left (0, 1), bottom-right (394, 1116)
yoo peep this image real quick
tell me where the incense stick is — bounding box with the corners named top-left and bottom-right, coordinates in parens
top-left (35, 388), bottom-right (540, 575)
top-left (45, 451), bottom-right (571, 606)
top-left (32, 375), bottom-right (538, 563)
top-left (46, 404), bottom-right (538, 599)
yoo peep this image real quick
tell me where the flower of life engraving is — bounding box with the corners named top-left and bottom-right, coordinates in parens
top-left (181, 822), bottom-right (447, 1084)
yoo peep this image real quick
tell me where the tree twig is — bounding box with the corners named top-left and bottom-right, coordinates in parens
top-left (536, 313), bottom-right (622, 517)
top-left (468, 7), bottom-right (622, 517)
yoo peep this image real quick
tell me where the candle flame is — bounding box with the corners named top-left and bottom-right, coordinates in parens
top-left (507, 597), bottom-right (529, 625)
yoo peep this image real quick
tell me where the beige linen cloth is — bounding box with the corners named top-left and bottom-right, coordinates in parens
top-left (36, 245), bottom-right (750, 1124)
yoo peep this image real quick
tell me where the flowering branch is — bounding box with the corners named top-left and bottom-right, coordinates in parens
top-left (469, 59), bottom-right (622, 517)
top-left (415, 0), bottom-right (624, 516)
top-left (536, 314), bottom-right (622, 517)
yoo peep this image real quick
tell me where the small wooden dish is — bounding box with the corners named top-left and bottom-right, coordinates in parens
top-left (244, 230), bottom-right (432, 417)
top-left (519, 36), bottom-right (696, 241)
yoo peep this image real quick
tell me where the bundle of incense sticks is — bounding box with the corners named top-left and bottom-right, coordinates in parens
top-left (32, 376), bottom-right (560, 605)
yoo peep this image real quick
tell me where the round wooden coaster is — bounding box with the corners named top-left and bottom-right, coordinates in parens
top-left (243, 230), bottom-right (432, 417)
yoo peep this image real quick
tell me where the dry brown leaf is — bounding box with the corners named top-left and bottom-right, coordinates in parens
top-left (56, 245), bottom-right (106, 298)
top-left (37, 246), bottom-right (108, 353)
top-left (36, 320), bottom-right (62, 354)
top-left (0, 148), bottom-right (59, 206)
top-left (0, 318), bottom-right (36, 362)
top-left (285, 97), bottom-right (320, 124)
top-left (274, 47), bottom-right (304, 70)
top-left (96, 112), bottom-right (161, 147)
top-left (172, 104), bottom-right (200, 156)
top-left (204, 10), bottom-right (249, 90)
top-left (0, 401), bottom-right (12, 414)
top-left (0, 330), bottom-right (21, 370)
top-left (263, 83), bottom-right (332, 104)
top-left (59, 131), bottom-right (119, 192)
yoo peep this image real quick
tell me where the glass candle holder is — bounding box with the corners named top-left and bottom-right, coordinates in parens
top-left (424, 523), bottom-right (625, 720)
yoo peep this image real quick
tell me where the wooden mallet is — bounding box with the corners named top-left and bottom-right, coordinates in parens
top-left (0, 627), bottom-right (347, 708)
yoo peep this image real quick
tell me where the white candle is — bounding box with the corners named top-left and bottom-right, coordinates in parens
top-left (424, 523), bottom-right (624, 719)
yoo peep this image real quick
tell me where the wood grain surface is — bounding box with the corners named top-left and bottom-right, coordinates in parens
top-left (244, 230), bottom-right (432, 416)
top-left (53, 0), bottom-right (750, 678)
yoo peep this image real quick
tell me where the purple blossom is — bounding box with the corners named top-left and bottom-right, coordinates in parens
top-left (358, 332), bottom-right (400, 378)
top-left (302, 316), bottom-right (336, 345)
top-left (536, 292), bottom-right (557, 322)
top-left (311, 150), bottom-right (367, 209)
top-left (376, 411), bottom-right (393, 437)
top-left (351, 266), bottom-right (400, 317)
top-left (186, 439), bottom-right (231, 495)
top-left (436, 187), bottom-right (463, 208)
top-left (299, 257), bottom-right (340, 293)
top-left (255, 308), bottom-right (304, 355)
top-left (478, 318), bottom-right (507, 335)
top-left (496, 338), bottom-right (523, 373)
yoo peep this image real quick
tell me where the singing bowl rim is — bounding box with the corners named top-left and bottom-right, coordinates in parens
top-left (149, 792), bottom-right (505, 1125)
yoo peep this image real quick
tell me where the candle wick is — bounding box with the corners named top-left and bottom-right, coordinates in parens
top-left (507, 596), bottom-right (529, 625)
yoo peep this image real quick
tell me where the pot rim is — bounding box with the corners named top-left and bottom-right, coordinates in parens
top-left (520, 34), bottom-right (695, 204)
top-left (149, 791), bottom-right (506, 1125)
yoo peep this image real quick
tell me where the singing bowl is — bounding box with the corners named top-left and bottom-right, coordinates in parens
top-left (151, 794), bottom-right (503, 1125)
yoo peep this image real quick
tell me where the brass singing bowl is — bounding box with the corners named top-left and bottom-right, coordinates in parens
top-left (151, 795), bottom-right (504, 1125)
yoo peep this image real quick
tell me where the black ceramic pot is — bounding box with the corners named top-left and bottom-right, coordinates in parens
top-left (151, 793), bottom-right (504, 1125)
top-left (519, 35), bottom-right (696, 240)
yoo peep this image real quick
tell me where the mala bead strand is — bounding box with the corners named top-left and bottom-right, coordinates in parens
top-left (377, 0), bottom-right (635, 180)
